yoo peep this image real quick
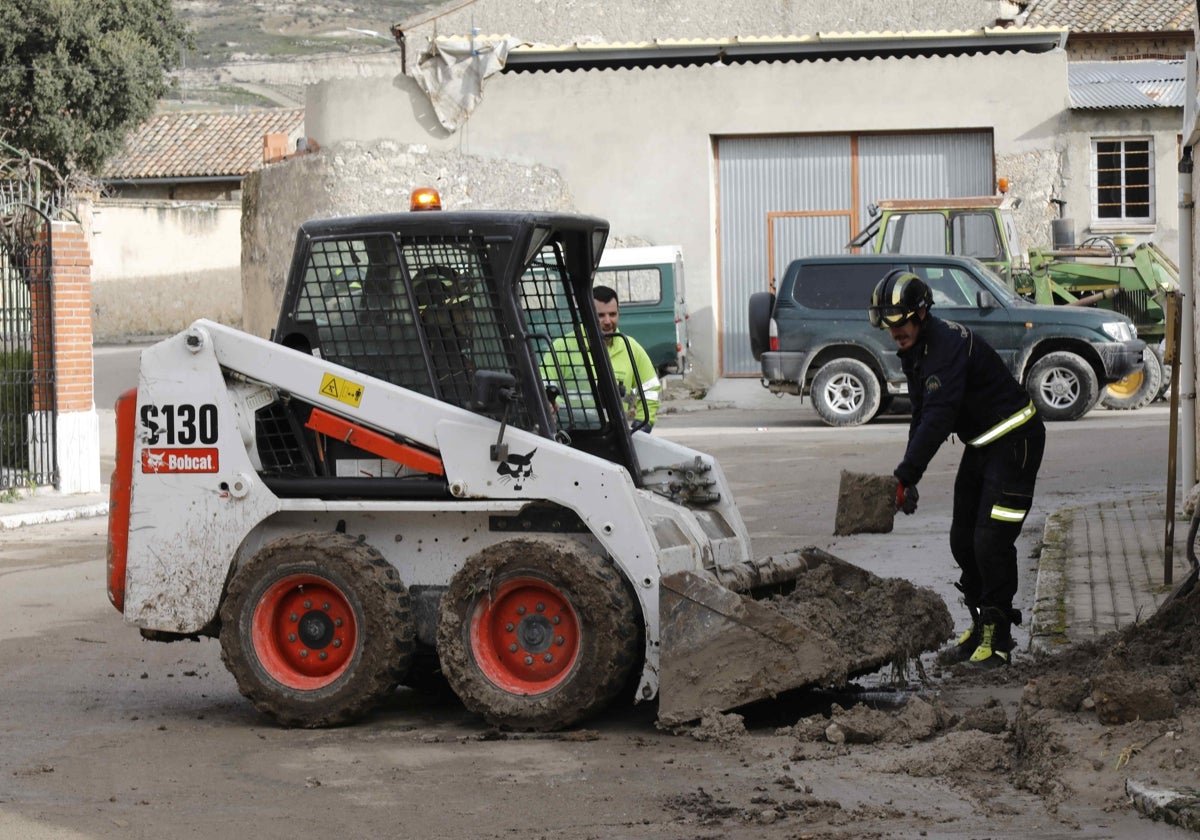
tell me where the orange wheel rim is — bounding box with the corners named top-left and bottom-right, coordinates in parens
top-left (469, 577), bottom-right (580, 694)
top-left (252, 574), bottom-right (357, 689)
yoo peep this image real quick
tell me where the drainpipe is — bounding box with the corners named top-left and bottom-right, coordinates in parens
top-left (1183, 49), bottom-right (1200, 495)
top-left (1181, 145), bottom-right (1196, 492)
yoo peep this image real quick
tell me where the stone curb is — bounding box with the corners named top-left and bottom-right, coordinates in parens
top-left (0, 502), bottom-right (110, 531)
top-left (1030, 507), bottom-right (1073, 656)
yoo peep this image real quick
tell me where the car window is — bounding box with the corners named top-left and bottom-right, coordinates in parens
top-left (790, 263), bottom-right (902, 309)
top-left (912, 265), bottom-right (975, 307)
top-left (594, 266), bottom-right (662, 305)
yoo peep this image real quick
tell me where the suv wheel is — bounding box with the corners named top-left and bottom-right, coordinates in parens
top-left (810, 359), bottom-right (882, 427)
top-left (1026, 351), bottom-right (1099, 422)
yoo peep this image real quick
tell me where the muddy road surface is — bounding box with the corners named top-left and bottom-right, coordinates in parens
top-left (0, 404), bottom-right (1194, 839)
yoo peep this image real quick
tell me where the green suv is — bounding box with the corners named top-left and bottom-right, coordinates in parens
top-left (748, 254), bottom-right (1144, 426)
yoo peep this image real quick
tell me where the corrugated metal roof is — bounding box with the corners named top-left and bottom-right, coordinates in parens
top-left (455, 27), bottom-right (1068, 53)
top-left (103, 109), bottom-right (305, 181)
top-left (487, 28), bottom-right (1068, 71)
top-left (1024, 0), bottom-right (1194, 33)
top-left (1068, 60), bottom-right (1185, 108)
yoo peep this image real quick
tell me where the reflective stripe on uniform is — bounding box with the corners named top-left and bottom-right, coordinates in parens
top-left (990, 505), bottom-right (1028, 523)
top-left (642, 375), bottom-right (662, 401)
top-left (968, 401), bottom-right (1036, 446)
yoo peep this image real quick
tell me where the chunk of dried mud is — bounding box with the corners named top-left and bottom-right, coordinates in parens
top-left (689, 707), bottom-right (747, 742)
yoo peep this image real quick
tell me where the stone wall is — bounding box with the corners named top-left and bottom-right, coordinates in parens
top-left (240, 142), bottom-right (575, 338)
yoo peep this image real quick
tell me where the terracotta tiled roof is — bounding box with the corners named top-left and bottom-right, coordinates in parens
top-left (1023, 0), bottom-right (1195, 33)
top-left (103, 109), bottom-right (305, 181)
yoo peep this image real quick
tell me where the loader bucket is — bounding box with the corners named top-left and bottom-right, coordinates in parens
top-left (656, 547), bottom-right (953, 726)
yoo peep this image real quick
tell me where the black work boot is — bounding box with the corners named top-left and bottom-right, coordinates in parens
top-left (937, 604), bottom-right (981, 665)
top-left (968, 607), bottom-right (1013, 669)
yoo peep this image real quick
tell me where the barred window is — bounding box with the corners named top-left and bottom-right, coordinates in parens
top-left (1092, 138), bottom-right (1153, 224)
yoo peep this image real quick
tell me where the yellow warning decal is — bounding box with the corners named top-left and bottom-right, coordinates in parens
top-left (319, 373), bottom-right (364, 408)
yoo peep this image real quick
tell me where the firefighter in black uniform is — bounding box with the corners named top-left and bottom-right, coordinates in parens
top-left (869, 270), bottom-right (1046, 667)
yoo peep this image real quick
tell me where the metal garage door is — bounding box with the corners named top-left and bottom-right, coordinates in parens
top-left (718, 131), bottom-right (994, 375)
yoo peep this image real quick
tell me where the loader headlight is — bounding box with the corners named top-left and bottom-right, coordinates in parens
top-left (1101, 321), bottom-right (1135, 342)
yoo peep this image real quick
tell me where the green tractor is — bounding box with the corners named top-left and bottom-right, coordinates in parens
top-left (850, 195), bottom-right (1178, 410)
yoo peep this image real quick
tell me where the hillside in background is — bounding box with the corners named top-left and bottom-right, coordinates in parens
top-left (170, 0), bottom-right (441, 108)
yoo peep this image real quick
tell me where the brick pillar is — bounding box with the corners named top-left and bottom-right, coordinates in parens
top-left (49, 222), bottom-right (94, 413)
top-left (42, 221), bottom-right (101, 493)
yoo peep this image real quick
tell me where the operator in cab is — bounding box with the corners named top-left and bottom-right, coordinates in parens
top-left (543, 285), bottom-right (660, 433)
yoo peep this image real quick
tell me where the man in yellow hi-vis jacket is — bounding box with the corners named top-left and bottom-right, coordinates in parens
top-left (543, 285), bottom-right (660, 432)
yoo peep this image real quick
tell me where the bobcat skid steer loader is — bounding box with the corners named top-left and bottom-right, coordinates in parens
top-left (106, 209), bottom-right (948, 730)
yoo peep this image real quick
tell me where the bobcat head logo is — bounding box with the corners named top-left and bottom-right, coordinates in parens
top-left (144, 451), bottom-right (165, 472)
top-left (497, 449), bottom-right (537, 491)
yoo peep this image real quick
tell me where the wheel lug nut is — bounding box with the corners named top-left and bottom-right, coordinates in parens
top-left (318, 651), bottom-right (328, 661)
top-left (509, 643), bottom-right (519, 653)
top-left (303, 600), bottom-right (312, 609)
top-left (332, 639), bottom-right (342, 648)
top-left (556, 636), bottom-right (565, 646)
top-left (535, 602), bottom-right (545, 613)
top-left (516, 605), bottom-right (526, 616)
top-left (323, 603), bottom-right (331, 611)
top-left (300, 649), bottom-right (309, 658)
top-left (551, 615), bottom-right (561, 625)
top-left (524, 656), bottom-right (533, 666)
top-left (505, 622), bottom-right (514, 632)
top-left (288, 633), bottom-right (297, 642)
top-left (290, 613), bottom-right (298, 622)
top-left (544, 653), bottom-right (553, 663)
top-left (334, 618), bottom-right (343, 627)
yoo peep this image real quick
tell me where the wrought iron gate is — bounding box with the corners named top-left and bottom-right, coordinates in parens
top-left (0, 198), bottom-right (57, 491)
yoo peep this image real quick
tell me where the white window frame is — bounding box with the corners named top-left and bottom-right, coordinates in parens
top-left (1089, 136), bottom-right (1154, 227)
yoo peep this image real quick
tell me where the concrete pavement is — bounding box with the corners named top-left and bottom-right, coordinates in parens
top-left (1, 378), bottom-right (1193, 658)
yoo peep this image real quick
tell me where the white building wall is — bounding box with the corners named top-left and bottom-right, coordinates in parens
top-left (305, 49), bottom-right (1068, 381)
top-left (88, 200), bottom-right (244, 339)
top-left (1058, 110), bottom-right (1183, 259)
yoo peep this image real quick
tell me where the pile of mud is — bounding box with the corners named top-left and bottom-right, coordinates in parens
top-left (959, 582), bottom-right (1200, 715)
top-left (760, 548), bottom-right (953, 680)
top-left (658, 548), bottom-right (953, 725)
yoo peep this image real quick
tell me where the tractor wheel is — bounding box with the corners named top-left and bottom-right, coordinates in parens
top-left (437, 537), bottom-right (640, 731)
top-left (1101, 348), bottom-right (1163, 411)
top-left (1026, 351), bottom-right (1099, 422)
top-left (219, 532), bottom-right (414, 728)
top-left (810, 358), bottom-right (882, 427)
top-left (1154, 345), bottom-right (1172, 402)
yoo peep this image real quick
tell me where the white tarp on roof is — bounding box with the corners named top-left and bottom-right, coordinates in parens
top-left (415, 36), bottom-right (525, 131)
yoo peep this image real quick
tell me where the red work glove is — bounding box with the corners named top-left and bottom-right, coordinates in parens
top-left (896, 481), bottom-right (919, 515)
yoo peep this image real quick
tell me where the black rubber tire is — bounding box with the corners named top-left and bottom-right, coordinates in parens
top-left (809, 358), bottom-right (882, 427)
top-left (1025, 351), bottom-right (1099, 422)
top-left (1100, 347), bottom-right (1163, 411)
top-left (437, 537), bottom-right (640, 731)
top-left (219, 532), bottom-right (414, 728)
top-left (1154, 345), bottom-right (1171, 402)
top-left (748, 291), bottom-right (775, 361)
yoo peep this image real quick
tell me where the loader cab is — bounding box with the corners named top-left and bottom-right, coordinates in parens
top-left (271, 211), bottom-right (644, 486)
